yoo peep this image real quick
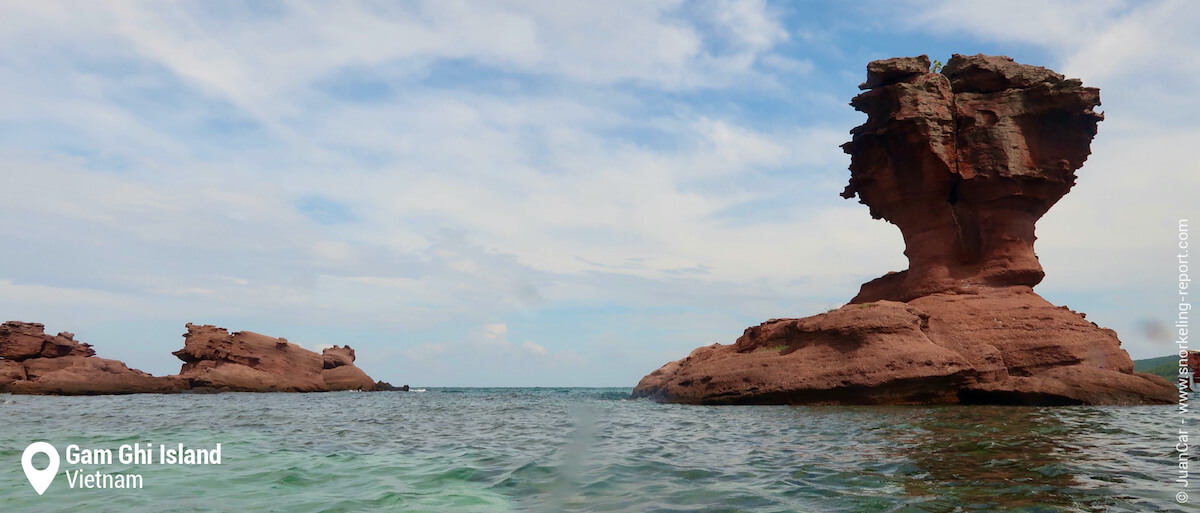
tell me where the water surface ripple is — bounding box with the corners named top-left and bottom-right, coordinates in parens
top-left (0, 389), bottom-right (1192, 512)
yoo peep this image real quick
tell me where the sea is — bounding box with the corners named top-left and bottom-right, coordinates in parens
top-left (0, 388), bottom-right (1195, 512)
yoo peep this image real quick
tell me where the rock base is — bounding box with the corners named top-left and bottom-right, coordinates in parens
top-left (632, 287), bottom-right (1174, 405)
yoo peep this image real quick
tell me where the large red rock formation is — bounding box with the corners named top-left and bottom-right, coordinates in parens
top-left (173, 323), bottom-right (378, 392)
top-left (0, 321), bottom-right (184, 395)
top-left (632, 54), bottom-right (1174, 405)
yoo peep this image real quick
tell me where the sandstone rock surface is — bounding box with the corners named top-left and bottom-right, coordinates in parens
top-left (842, 53), bottom-right (1102, 303)
top-left (0, 321), bottom-right (184, 395)
top-left (173, 324), bottom-right (377, 392)
top-left (632, 54), bottom-right (1174, 406)
top-left (321, 345), bottom-right (376, 391)
top-left (0, 321), bottom-right (95, 360)
top-left (1, 321), bottom-right (385, 395)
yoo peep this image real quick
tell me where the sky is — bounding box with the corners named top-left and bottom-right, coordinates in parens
top-left (0, 0), bottom-right (1196, 387)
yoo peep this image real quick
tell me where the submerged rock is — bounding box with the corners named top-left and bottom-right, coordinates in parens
top-left (373, 381), bottom-right (410, 392)
top-left (632, 54), bottom-right (1173, 406)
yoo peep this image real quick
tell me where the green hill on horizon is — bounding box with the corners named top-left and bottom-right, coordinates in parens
top-left (1134, 355), bottom-right (1183, 381)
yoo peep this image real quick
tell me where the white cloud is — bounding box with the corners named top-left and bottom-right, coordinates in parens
top-left (0, 1), bottom-right (854, 305)
top-left (907, 1), bottom-right (1128, 51)
top-left (482, 323), bottom-right (509, 340)
top-left (908, 0), bottom-right (1199, 87)
top-left (0, 280), bottom-right (132, 307)
top-left (522, 340), bottom-right (548, 356)
top-left (402, 342), bottom-right (450, 369)
top-left (19, 0), bottom-right (790, 138)
top-left (475, 323), bottom-right (518, 353)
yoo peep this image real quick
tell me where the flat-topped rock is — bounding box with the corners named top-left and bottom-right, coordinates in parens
top-left (941, 53), bottom-right (1066, 93)
top-left (859, 55), bottom-right (931, 90)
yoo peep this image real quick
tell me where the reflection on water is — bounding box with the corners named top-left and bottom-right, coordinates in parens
top-left (877, 406), bottom-right (1191, 512)
top-left (890, 407), bottom-right (1078, 511)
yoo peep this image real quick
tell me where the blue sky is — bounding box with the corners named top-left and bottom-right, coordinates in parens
top-left (0, 1), bottom-right (1196, 386)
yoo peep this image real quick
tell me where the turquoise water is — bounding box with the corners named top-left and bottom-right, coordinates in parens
top-left (0, 389), bottom-right (1194, 512)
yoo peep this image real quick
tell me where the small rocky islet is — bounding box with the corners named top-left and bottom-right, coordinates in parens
top-left (631, 54), bottom-right (1176, 406)
top-left (0, 321), bottom-right (389, 394)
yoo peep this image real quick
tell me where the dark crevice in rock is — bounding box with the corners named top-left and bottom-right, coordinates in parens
top-left (957, 388), bottom-right (1084, 406)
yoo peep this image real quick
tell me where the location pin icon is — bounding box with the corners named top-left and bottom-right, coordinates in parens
top-left (22, 442), bottom-right (59, 495)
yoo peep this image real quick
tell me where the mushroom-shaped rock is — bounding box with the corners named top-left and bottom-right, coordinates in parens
top-left (632, 54), bottom-right (1171, 406)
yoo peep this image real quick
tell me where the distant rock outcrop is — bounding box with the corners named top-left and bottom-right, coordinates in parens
top-left (0, 321), bottom-right (184, 395)
top-left (374, 381), bottom-right (410, 392)
top-left (173, 324), bottom-right (378, 392)
top-left (1, 321), bottom-right (386, 395)
top-left (632, 54), bottom-right (1175, 406)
